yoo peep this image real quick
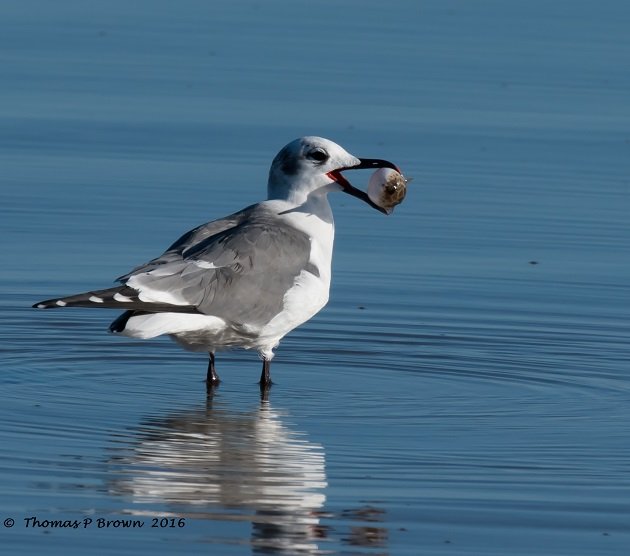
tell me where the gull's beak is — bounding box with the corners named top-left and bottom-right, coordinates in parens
top-left (327, 158), bottom-right (401, 214)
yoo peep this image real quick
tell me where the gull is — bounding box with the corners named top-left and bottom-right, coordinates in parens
top-left (33, 136), bottom-right (399, 389)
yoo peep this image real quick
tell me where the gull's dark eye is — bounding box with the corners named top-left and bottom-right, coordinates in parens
top-left (307, 148), bottom-right (329, 163)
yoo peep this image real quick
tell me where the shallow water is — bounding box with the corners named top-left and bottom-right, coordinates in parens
top-left (2, 1), bottom-right (630, 554)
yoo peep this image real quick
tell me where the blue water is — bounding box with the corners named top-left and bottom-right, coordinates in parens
top-left (2, 1), bottom-right (630, 554)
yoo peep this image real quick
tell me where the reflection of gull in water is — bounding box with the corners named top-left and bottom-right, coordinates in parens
top-left (107, 395), bottom-right (326, 554)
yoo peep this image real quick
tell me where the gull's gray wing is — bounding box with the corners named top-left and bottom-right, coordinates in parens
top-left (116, 204), bottom-right (256, 282)
top-left (121, 207), bottom-right (314, 326)
top-left (35, 204), bottom-right (314, 325)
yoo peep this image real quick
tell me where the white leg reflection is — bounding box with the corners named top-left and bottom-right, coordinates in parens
top-left (107, 394), bottom-right (327, 554)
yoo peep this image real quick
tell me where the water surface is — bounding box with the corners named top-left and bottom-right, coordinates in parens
top-left (2, 1), bottom-right (630, 554)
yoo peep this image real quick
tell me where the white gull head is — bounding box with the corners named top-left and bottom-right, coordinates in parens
top-left (267, 136), bottom-right (398, 211)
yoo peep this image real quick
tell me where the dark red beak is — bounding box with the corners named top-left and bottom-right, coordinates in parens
top-left (327, 158), bottom-right (400, 214)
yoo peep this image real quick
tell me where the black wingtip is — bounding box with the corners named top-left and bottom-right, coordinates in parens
top-left (109, 310), bottom-right (136, 333)
top-left (33, 300), bottom-right (54, 309)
